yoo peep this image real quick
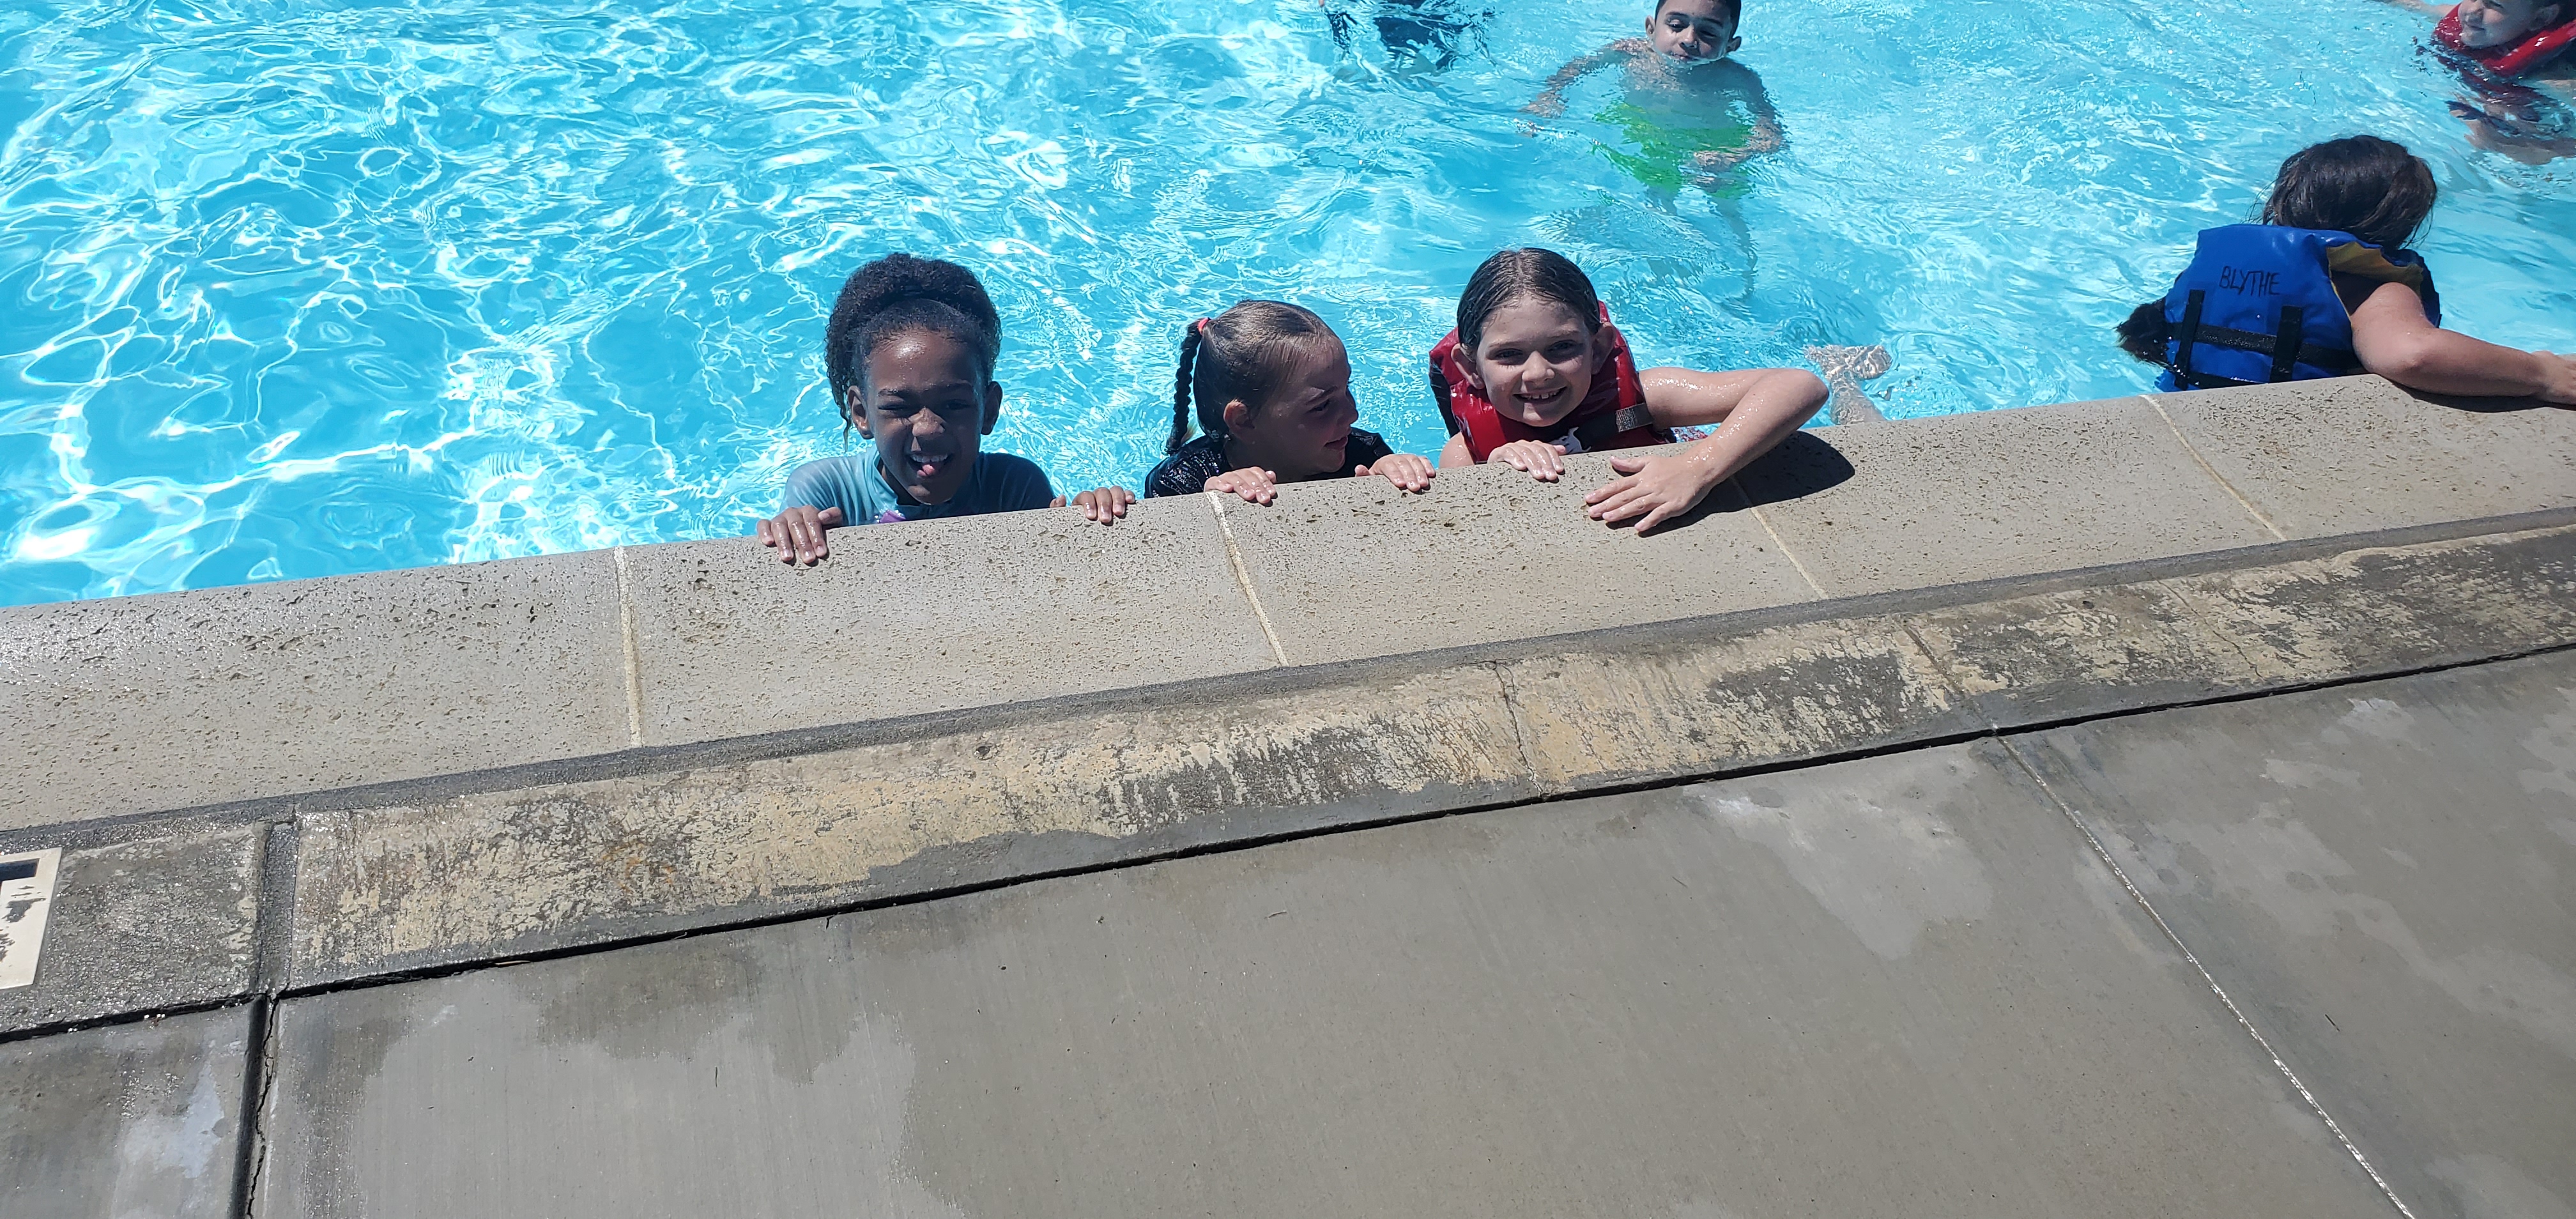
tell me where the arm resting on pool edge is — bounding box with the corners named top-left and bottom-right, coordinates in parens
top-left (1583, 365), bottom-right (1829, 533)
top-left (2346, 279), bottom-right (2576, 404)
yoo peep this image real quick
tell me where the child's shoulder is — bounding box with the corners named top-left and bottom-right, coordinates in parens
top-left (974, 450), bottom-right (1057, 496)
top-left (1143, 437), bottom-right (1225, 499)
top-left (976, 450), bottom-right (1050, 480)
top-left (783, 452), bottom-right (873, 498)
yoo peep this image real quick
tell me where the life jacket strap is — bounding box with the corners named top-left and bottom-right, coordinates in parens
top-left (2179, 321), bottom-right (2361, 377)
top-left (2174, 289), bottom-right (2209, 387)
top-left (1569, 402), bottom-right (1665, 452)
top-left (2268, 306), bottom-right (2306, 382)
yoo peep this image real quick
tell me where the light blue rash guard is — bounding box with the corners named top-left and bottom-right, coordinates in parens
top-left (779, 452), bottom-right (1057, 525)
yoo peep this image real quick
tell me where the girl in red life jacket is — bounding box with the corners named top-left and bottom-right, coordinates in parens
top-left (1430, 248), bottom-right (1826, 535)
top-left (1144, 300), bottom-right (1436, 503)
top-left (2113, 136), bottom-right (2576, 404)
top-left (2380, 0), bottom-right (2576, 158)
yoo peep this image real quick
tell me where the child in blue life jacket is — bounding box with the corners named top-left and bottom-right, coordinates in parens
top-left (757, 254), bottom-right (1136, 566)
top-left (1146, 300), bottom-right (1436, 503)
top-left (1429, 248), bottom-right (1826, 535)
top-left (1525, 0), bottom-right (1783, 192)
top-left (2377, 0), bottom-right (2576, 161)
top-left (2115, 137), bottom-right (2576, 404)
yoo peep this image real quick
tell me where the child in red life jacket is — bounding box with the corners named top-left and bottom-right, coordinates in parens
top-left (2115, 137), bottom-right (2576, 404)
top-left (1145, 300), bottom-right (1436, 503)
top-left (1429, 248), bottom-right (1825, 535)
top-left (2380, 0), bottom-right (2576, 160)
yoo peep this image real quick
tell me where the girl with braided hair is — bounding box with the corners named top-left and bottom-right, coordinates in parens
top-left (1144, 300), bottom-right (1435, 502)
top-left (758, 254), bottom-right (1135, 565)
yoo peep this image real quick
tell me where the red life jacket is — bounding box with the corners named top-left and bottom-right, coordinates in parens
top-left (1428, 303), bottom-right (1668, 463)
top-left (2435, 3), bottom-right (2576, 76)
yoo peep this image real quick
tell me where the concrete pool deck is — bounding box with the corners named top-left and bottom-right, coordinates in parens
top-left (3, 374), bottom-right (2573, 1217)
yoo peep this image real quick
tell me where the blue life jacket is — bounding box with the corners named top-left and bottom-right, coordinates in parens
top-left (2158, 225), bottom-right (2441, 392)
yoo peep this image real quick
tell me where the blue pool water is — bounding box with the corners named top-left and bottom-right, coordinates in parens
top-left (3, 0), bottom-right (2570, 605)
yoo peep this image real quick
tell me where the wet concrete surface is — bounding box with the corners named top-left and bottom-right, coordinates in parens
top-left (1735, 395), bottom-right (2280, 596)
top-left (2150, 376), bottom-right (2576, 539)
top-left (2023, 650), bottom-right (2576, 1219)
top-left (1218, 450), bottom-right (1820, 664)
top-left (255, 740), bottom-right (2389, 1218)
top-left (621, 502), bottom-right (1278, 746)
top-left (1, 1006), bottom-right (249, 1219)
top-left (0, 551), bottom-right (629, 831)
top-left (0, 822), bottom-right (264, 1033)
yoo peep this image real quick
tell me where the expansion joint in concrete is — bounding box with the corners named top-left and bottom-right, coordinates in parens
top-left (1738, 483), bottom-right (1827, 597)
top-left (251, 818), bottom-right (300, 998)
top-left (230, 993), bottom-right (277, 1219)
top-left (1206, 493), bottom-right (1289, 666)
top-left (2145, 394), bottom-right (2288, 541)
top-left (611, 545), bottom-right (645, 747)
top-left (1995, 736), bottom-right (2418, 1219)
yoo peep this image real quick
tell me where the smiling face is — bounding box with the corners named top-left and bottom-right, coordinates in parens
top-left (1463, 297), bottom-right (1600, 430)
top-left (850, 329), bottom-right (999, 505)
top-left (1226, 337), bottom-right (1360, 480)
top-left (2456, 0), bottom-right (2564, 46)
top-left (1648, 0), bottom-right (1743, 63)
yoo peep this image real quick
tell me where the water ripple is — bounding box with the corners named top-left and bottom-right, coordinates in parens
top-left (2, 0), bottom-right (2569, 604)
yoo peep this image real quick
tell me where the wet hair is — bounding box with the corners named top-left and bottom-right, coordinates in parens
top-left (1167, 300), bottom-right (1340, 455)
top-left (2117, 135), bottom-right (2437, 365)
top-left (1653, 0), bottom-right (1742, 26)
top-left (2260, 135), bottom-right (2437, 252)
top-left (823, 254), bottom-right (1002, 426)
top-left (1455, 247), bottom-right (1602, 354)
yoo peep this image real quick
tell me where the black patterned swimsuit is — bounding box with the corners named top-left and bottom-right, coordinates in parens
top-left (1142, 430), bottom-right (1398, 498)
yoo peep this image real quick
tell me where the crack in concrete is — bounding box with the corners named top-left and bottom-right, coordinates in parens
top-left (1488, 661), bottom-right (1545, 796)
top-left (611, 546), bottom-right (646, 747)
top-left (1997, 736), bottom-right (2419, 1219)
top-left (229, 995), bottom-right (278, 1219)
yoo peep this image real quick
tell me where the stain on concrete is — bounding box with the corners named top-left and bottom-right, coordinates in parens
top-left (2429, 1154), bottom-right (2576, 1219)
top-left (1693, 751), bottom-right (1995, 960)
top-left (263, 946), bottom-right (962, 1219)
top-left (288, 664), bottom-right (1533, 983)
top-left (2114, 809), bottom-right (2576, 1062)
top-left (1913, 526), bottom-right (2576, 728)
top-left (2262, 758), bottom-right (2364, 789)
top-left (1, 1007), bottom-right (249, 1219)
top-left (1505, 613), bottom-right (1970, 790)
top-left (0, 825), bottom-right (263, 1033)
top-left (2023, 653), bottom-right (2576, 1219)
top-left (2518, 686), bottom-right (2576, 804)
top-left (258, 747), bottom-right (2380, 1218)
top-left (2333, 697), bottom-right (2419, 743)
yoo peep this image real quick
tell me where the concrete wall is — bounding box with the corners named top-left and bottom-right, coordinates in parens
top-left (3, 376), bottom-right (2572, 1218)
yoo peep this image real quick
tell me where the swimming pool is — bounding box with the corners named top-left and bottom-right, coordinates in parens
top-left (3, 0), bottom-right (2570, 605)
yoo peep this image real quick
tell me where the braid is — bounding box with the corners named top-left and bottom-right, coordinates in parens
top-left (1169, 323), bottom-right (1205, 455)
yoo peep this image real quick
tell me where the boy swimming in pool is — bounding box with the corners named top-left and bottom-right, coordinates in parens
top-left (1526, 0), bottom-right (1783, 192)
